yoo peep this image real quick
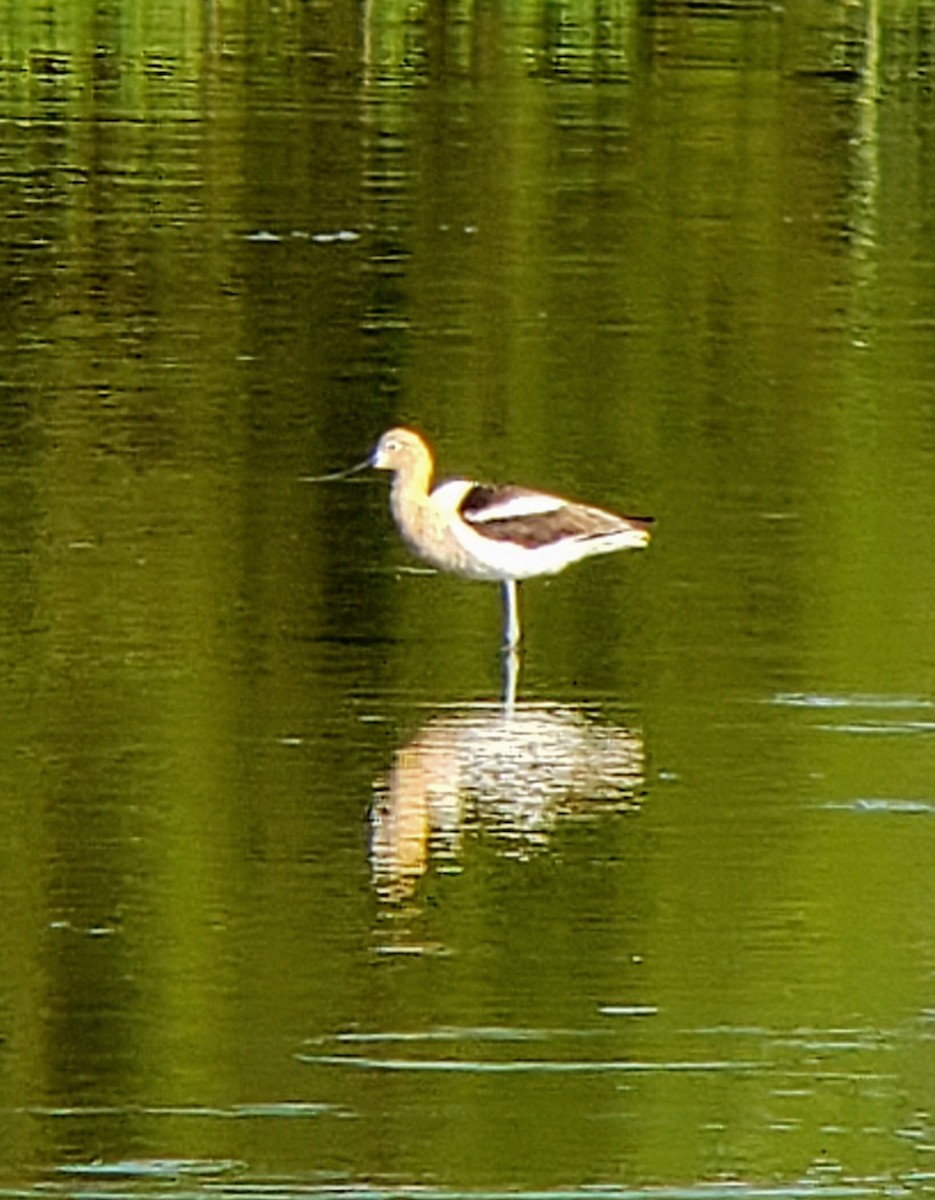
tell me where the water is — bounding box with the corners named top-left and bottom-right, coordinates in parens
top-left (2, 0), bottom-right (935, 1195)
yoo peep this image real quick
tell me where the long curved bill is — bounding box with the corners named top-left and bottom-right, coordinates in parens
top-left (300, 454), bottom-right (372, 483)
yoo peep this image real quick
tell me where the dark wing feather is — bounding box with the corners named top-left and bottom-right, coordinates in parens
top-left (460, 483), bottom-right (653, 551)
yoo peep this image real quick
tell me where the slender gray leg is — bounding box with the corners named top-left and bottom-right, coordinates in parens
top-left (501, 646), bottom-right (519, 711)
top-left (501, 579), bottom-right (521, 650)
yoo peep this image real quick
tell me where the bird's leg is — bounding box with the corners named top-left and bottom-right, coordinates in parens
top-left (501, 645), bottom-right (519, 711)
top-left (501, 580), bottom-right (521, 650)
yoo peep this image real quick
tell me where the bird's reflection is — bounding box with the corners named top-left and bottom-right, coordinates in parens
top-left (370, 697), bottom-right (645, 901)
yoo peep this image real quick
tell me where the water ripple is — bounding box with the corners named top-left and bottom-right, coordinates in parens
top-left (771, 692), bottom-right (934, 711)
top-left (821, 798), bottom-right (935, 815)
top-left (297, 1053), bottom-right (755, 1074)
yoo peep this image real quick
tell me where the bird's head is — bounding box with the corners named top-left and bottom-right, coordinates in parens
top-left (371, 428), bottom-right (432, 474)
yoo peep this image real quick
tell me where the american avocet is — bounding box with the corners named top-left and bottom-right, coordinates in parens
top-left (367, 428), bottom-right (653, 650)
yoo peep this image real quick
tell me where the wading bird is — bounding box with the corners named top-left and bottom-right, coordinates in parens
top-left (327, 428), bottom-right (653, 651)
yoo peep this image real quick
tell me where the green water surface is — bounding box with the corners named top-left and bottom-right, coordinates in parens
top-left (0, 1), bottom-right (934, 1195)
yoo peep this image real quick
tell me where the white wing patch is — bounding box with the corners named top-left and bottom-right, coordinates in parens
top-left (464, 491), bottom-right (565, 524)
top-left (430, 479), bottom-right (476, 515)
